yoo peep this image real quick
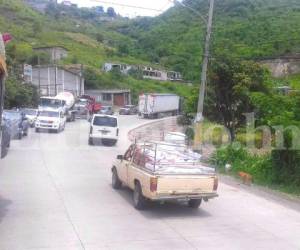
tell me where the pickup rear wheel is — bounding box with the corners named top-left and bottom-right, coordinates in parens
top-left (188, 199), bottom-right (202, 209)
top-left (112, 168), bottom-right (122, 189)
top-left (133, 182), bottom-right (147, 210)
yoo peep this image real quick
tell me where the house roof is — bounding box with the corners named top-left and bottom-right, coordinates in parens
top-left (32, 65), bottom-right (81, 77)
top-left (85, 89), bottom-right (131, 94)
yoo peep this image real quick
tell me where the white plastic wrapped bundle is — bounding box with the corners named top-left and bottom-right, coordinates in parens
top-left (138, 142), bottom-right (207, 174)
top-left (0, 33), bottom-right (5, 58)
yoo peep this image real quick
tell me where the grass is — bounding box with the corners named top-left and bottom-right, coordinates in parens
top-left (212, 144), bottom-right (300, 196)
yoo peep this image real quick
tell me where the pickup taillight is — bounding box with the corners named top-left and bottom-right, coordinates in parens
top-left (90, 126), bottom-right (93, 134)
top-left (150, 177), bottom-right (158, 192)
top-left (213, 177), bottom-right (218, 191)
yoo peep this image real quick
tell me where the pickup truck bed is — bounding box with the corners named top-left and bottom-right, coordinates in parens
top-left (112, 142), bottom-right (218, 210)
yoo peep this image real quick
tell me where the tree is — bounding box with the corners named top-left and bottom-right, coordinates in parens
top-left (4, 76), bottom-right (38, 109)
top-left (206, 56), bottom-right (269, 139)
top-left (107, 7), bottom-right (117, 18)
top-left (96, 33), bottom-right (104, 43)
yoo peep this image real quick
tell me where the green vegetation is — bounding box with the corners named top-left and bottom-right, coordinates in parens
top-left (2, 0), bottom-right (300, 194)
top-left (0, 0), bottom-right (194, 108)
top-left (112, 0), bottom-right (300, 81)
top-left (211, 144), bottom-right (300, 195)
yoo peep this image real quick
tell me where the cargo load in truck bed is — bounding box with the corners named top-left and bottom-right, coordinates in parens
top-left (132, 141), bottom-right (215, 175)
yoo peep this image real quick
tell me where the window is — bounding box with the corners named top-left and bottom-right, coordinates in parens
top-left (124, 145), bottom-right (135, 161)
top-left (38, 111), bottom-right (59, 118)
top-left (102, 93), bottom-right (112, 101)
top-left (93, 116), bottom-right (117, 127)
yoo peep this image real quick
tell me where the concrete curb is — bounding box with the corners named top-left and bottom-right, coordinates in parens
top-left (127, 116), bottom-right (179, 142)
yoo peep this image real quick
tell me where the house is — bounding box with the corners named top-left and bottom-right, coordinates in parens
top-left (167, 71), bottom-right (183, 81)
top-left (25, 0), bottom-right (57, 13)
top-left (102, 62), bottom-right (183, 82)
top-left (140, 66), bottom-right (183, 81)
top-left (141, 66), bottom-right (168, 81)
top-left (33, 46), bottom-right (68, 62)
top-left (103, 63), bottom-right (133, 75)
top-left (84, 89), bottom-right (131, 107)
top-left (61, 1), bottom-right (72, 6)
top-left (31, 65), bottom-right (84, 97)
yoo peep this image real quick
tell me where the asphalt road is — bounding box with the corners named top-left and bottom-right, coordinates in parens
top-left (0, 116), bottom-right (300, 250)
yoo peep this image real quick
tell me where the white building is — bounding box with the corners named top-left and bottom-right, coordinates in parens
top-left (103, 62), bottom-right (183, 82)
top-left (103, 63), bottom-right (133, 75)
top-left (31, 65), bottom-right (84, 97)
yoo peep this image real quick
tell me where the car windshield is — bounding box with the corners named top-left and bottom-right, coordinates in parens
top-left (124, 105), bottom-right (133, 109)
top-left (93, 116), bottom-right (117, 127)
top-left (40, 98), bottom-right (63, 108)
top-left (102, 107), bottom-right (110, 110)
top-left (38, 111), bottom-right (60, 118)
top-left (23, 109), bottom-right (37, 116)
top-left (77, 99), bottom-right (88, 105)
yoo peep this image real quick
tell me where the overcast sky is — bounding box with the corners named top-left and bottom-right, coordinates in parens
top-left (58, 0), bottom-right (175, 17)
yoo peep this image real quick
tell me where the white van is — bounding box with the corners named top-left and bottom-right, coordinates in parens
top-left (35, 109), bottom-right (66, 133)
top-left (89, 115), bottom-right (119, 146)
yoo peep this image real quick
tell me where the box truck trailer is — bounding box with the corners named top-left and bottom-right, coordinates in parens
top-left (138, 93), bottom-right (180, 119)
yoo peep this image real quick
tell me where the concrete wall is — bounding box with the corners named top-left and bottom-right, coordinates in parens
top-left (261, 58), bottom-right (300, 78)
top-left (32, 66), bottom-right (84, 97)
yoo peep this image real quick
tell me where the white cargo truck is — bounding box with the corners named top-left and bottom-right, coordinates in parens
top-left (138, 93), bottom-right (180, 119)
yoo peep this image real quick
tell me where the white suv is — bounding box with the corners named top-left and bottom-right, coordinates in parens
top-left (35, 109), bottom-right (66, 133)
top-left (89, 115), bottom-right (119, 146)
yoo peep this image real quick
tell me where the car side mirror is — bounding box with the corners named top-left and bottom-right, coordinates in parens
top-left (117, 155), bottom-right (123, 160)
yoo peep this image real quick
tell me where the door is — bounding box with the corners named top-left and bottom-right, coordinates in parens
top-left (118, 145), bottom-right (134, 183)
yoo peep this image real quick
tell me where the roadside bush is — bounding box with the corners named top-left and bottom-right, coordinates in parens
top-left (271, 149), bottom-right (300, 186)
top-left (211, 144), bottom-right (273, 184)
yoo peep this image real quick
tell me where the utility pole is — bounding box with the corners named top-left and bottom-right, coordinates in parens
top-left (196, 0), bottom-right (215, 122)
top-left (38, 55), bottom-right (41, 95)
top-left (79, 64), bottom-right (83, 96)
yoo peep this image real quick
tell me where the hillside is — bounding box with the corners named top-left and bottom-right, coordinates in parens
top-left (3, 0), bottom-right (300, 107)
top-left (111, 0), bottom-right (300, 81)
top-left (0, 0), bottom-right (193, 106)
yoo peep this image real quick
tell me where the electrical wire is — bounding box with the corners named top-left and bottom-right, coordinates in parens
top-left (167, 0), bottom-right (207, 23)
top-left (90, 0), bottom-right (164, 13)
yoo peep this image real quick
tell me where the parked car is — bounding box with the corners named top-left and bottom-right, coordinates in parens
top-left (22, 108), bottom-right (38, 127)
top-left (112, 142), bottom-right (218, 210)
top-left (98, 106), bottom-right (114, 115)
top-left (89, 114), bottom-right (119, 146)
top-left (35, 108), bottom-right (66, 133)
top-left (119, 105), bottom-right (138, 115)
top-left (2, 110), bottom-right (29, 139)
top-left (1, 121), bottom-right (11, 159)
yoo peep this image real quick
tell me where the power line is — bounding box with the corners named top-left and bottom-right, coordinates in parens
top-left (90, 0), bottom-right (164, 13)
top-left (168, 0), bottom-right (207, 24)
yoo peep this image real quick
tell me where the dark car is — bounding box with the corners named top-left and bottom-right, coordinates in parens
top-left (2, 110), bottom-right (29, 139)
top-left (98, 106), bottom-right (114, 115)
top-left (1, 121), bottom-right (11, 159)
top-left (119, 105), bottom-right (138, 115)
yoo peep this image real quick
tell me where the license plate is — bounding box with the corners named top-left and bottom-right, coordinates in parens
top-left (99, 130), bottom-right (109, 134)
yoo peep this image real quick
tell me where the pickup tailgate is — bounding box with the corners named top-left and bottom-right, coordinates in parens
top-left (156, 175), bottom-right (217, 197)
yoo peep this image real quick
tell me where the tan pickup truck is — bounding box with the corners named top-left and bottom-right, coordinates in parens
top-left (112, 142), bottom-right (218, 210)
